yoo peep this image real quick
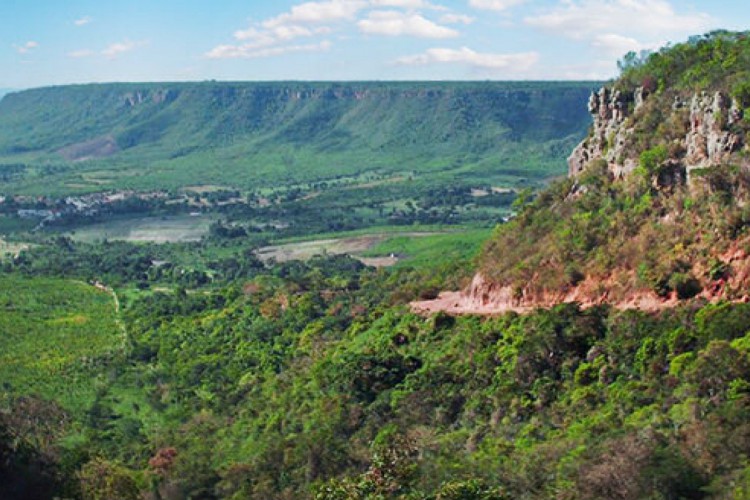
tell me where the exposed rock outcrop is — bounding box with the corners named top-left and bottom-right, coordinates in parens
top-left (685, 91), bottom-right (743, 174)
top-left (567, 86), bottom-right (639, 179)
top-left (568, 86), bottom-right (744, 181)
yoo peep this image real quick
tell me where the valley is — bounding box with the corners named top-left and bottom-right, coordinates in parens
top-left (4, 30), bottom-right (750, 500)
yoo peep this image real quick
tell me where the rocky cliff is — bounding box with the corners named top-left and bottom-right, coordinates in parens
top-left (568, 85), bottom-right (746, 181)
top-left (414, 32), bottom-right (750, 316)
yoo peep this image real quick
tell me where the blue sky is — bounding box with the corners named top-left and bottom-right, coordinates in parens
top-left (2, 0), bottom-right (748, 88)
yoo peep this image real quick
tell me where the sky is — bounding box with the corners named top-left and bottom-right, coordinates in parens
top-left (2, 0), bottom-right (748, 89)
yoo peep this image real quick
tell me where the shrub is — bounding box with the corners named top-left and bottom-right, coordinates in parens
top-left (639, 145), bottom-right (669, 176)
top-left (668, 272), bottom-right (702, 299)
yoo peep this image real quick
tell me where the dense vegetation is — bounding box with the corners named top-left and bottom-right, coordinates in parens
top-left (7, 31), bottom-right (750, 500)
top-left (7, 249), bottom-right (750, 499)
top-left (617, 30), bottom-right (750, 97)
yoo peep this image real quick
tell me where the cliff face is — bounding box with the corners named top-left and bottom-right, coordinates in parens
top-left (685, 91), bottom-right (745, 171)
top-left (567, 86), bottom-right (745, 180)
top-left (567, 86), bottom-right (638, 178)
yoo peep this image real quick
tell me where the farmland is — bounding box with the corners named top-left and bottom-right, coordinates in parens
top-left (0, 276), bottom-right (121, 415)
top-left (64, 214), bottom-right (217, 243)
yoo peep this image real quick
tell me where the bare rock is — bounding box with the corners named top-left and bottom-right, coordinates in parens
top-left (686, 91), bottom-right (742, 171)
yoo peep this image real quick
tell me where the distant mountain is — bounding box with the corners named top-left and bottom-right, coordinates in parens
top-left (0, 81), bottom-right (597, 195)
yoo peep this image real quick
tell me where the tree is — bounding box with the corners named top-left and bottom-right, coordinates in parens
top-left (78, 458), bottom-right (140, 500)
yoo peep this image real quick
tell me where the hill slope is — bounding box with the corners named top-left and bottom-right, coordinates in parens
top-left (415, 30), bottom-right (750, 315)
top-left (0, 81), bottom-right (595, 195)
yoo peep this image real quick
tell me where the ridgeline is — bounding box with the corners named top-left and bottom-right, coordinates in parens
top-left (0, 81), bottom-right (595, 196)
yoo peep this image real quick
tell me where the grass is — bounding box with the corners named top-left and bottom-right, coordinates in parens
top-left (0, 215), bottom-right (38, 235)
top-left (362, 228), bottom-right (493, 268)
top-left (0, 275), bottom-right (121, 415)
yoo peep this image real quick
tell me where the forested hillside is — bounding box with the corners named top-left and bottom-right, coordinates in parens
top-left (0, 81), bottom-right (594, 195)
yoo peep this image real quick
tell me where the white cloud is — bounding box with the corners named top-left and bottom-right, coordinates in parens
top-left (397, 46), bottom-right (539, 71)
top-left (102, 40), bottom-right (145, 59)
top-left (13, 41), bottom-right (38, 54)
top-left (469, 0), bottom-right (526, 11)
top-left (358, 10), bottom-right (458, 38)
top-left (524, 0), bottom-right (713, 39)
top-left (206, 40), bottom-right (332, 59)
top-left (264, 0), bottom-right (368, 28)
top-left (74, 16), bottom-right (93, 27)
top-left (234, 24), bottom-right (331, 47)
top-left (207, 0), bottom-right (458, 62)
top-left (68, 49), bottom-right (95, 58)
top-left (208, 1), bottom-right (353, 61)
top-left (440, 13), bottom-right (475, 24)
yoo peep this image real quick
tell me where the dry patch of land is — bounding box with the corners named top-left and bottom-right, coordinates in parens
top-left (256, 232), bottom-right (436, 267)
top-left (0, 238), bottom-right (30, 257)
top-left (182, 185), bottom-right (235, 194)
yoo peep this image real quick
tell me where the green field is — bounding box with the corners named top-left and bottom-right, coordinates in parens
top-left (363, 227), bottom-right (493, 268)
top-left (0, 276), bottom-right (121, 414)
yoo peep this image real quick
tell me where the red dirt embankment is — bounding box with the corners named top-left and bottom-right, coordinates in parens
top-left (411, 273), bottom-right (683, 316)
top-left (411, 249), bottom-right (750, 316)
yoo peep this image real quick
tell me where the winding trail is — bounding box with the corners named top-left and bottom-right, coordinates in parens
top-left (83, 280), bottom-right (129, 352)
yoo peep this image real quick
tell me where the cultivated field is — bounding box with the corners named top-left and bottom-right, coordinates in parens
top-left (255, 232), bottom-right (441, 266)
top-left (0, 276), bottom-right (121, 414)
top-left (65, 214), bottom-right (217, 243)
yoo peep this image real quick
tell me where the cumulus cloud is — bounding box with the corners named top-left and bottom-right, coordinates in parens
top-left (469, 0), bottom-right (526, 11)
top-left (207, 0), bottom-right (360, 59)
top-left (264, 0), bottom-right (368, 28)
top-left (13, 41), bottom-right (38, 54)
top-left (74, 16), bottom-right (93, 27)
top-left (233, 24), bottom-right (331, 48)
top-left (397, 46), bottom-right (539, 71)
top-left (207, 0), bottom-right (464, 61)
top-left (524, 0), bottom-right (713, 39)
top-left (207, 21), bottom-right (332, 59)
top-left (358, 10), bottom-right (458, 38)
top-left (102, 40), bottom-right (146, 59)
top-left (206, 40), bottom-right (332, 59)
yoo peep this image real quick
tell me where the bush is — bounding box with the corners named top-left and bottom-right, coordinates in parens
top-left (668, 272), bottom-right (702, 299)
top-left (639, 145), bottom-right (669, 175)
